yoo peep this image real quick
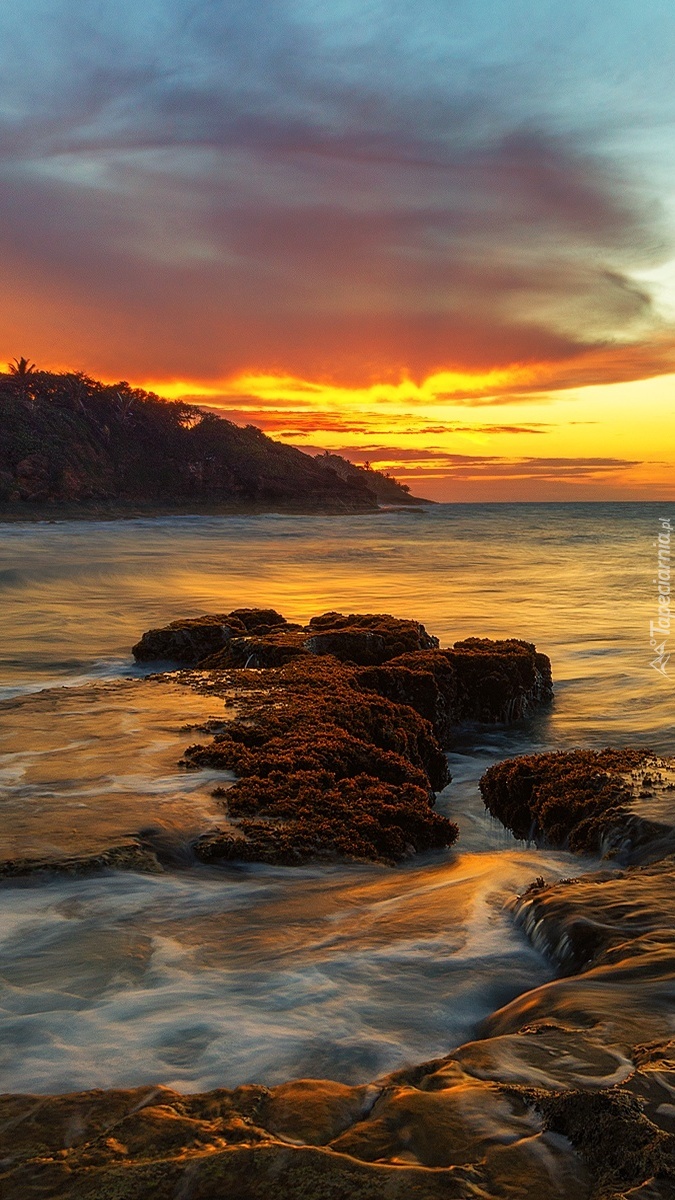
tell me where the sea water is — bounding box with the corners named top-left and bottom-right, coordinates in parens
top-left (0, 502), bottom-right (672, 1093)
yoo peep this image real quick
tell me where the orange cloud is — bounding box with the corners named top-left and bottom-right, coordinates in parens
top-left (141, 332), bottom-right (675, 418)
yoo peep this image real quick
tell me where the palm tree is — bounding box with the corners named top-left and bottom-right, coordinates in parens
top-left (8, 356), bottom-right (37, 402)
top-left (8, 356), bottom-right (36, 377)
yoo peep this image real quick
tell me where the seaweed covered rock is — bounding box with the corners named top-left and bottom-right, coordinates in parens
top-left (447, 638), bottom-right (553, 722)
top-left (132, 608), bottom-right (305, 666)
top-left (479, 748), bottom-right (675, 858)
top-left (128, 607), bottom-right (555, 866)
top-left (202, 629), bottom-right (309, 669)
top-left (133, 609), bottom-right (441, 669)
top-left (133, 611), bottom-right (553, 736)
top-left (132, 613), bottom-right (249, 664)
top-left (355, 640), bottom-right (552, 745)
top-left (184, 656), bottom-right (456, 865)
top-left (227, 608), bottom-right (290, 633)
top-left (304, 612), bottom-right (439, 665)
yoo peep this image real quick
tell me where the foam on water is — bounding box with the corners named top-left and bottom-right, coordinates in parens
top-left (0, 848), bottom-right (585, 1094)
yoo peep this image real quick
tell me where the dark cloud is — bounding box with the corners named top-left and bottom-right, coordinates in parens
top-left (0, 0), bottom-right (672, 384)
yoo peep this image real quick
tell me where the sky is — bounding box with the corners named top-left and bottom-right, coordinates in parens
top-left (1, 0), bottom-right (674, 499)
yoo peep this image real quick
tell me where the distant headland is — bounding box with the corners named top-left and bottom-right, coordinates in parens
top-left (0, 361), bottom-right (431, 518)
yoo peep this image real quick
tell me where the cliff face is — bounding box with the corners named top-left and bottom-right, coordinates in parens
top-left (0, 371), bottom-right (376, 512)
top-left (314, 451), bottom-right (431, 505)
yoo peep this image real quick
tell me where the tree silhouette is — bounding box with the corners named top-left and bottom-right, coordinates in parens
top-left (8, 356), bottom-right (36, 377)
top-left (8, 356), bottom-right (37, 402)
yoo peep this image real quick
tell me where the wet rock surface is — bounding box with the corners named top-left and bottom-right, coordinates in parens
top-left (480, 748), bottom-right (675, 860)
top-left (3, 1026), bottom-right (673, 1198)
top-left (0, 842), bottom-right (163, 880)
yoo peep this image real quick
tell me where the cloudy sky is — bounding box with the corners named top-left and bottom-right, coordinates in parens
top-left (1, 0), bottom-right (674, 498)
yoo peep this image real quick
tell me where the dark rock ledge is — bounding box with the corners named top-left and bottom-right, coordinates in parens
top-left (133, 607), bottom-right (553, 867)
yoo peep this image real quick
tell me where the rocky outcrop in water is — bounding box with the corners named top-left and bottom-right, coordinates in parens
top-left (357, 637), bottom-right (552, 744)
top-left (134, 608), bottom-right (553, 866)
top-left (184, 654), bottom-right (457, 865)
top-left (134, 609), bottom-right (553, 722)
top-left (480, 748), bottom-right (675, 859)
top-left (134, 609), bottom-right (442, 668)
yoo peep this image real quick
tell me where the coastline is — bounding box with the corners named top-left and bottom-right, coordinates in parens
top-left (0, 499), bottom-right (434, 523)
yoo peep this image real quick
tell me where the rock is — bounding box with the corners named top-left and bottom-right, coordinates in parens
top-left (446, 638), bottom-right (553, 722)
top-left (479, 748), bottom-right (675, 858)
top-left (0, 1072), bottom-right (594, 1200)
top-left (0, 842), bottom-right (163, 879)
top-left (185, 656), bottom-right (456, 866)
top-left (356, 639), bottom-right (553, 746)
top-left (531, 1089), bottom-right (675, 1195)
top-left (256, 1079), bottom-right (381, 1144)
top-left (132, 610), bottom-right (553, 738)
top-left (132, 609), bottom-right (295, 665)
top-left (201, 630), bottom-right (309, 669)
top-left (508, 854), bottom-right (675, 976)
top-left (306, 611), bottom-right (440, 662)
top-left (128, 607), bottom-right (555, 867)
top-left (132, 613), bottom-right (249, 663)
top-left (227, 608), bottom-right (289, 633)
top-left (303, 628), bottom-right (389, 665)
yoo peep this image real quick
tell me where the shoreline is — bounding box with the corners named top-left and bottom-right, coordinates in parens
top-left (2, 499), bottom-right (672, 524)
top-left (0, 499), bottom-right (434, 523)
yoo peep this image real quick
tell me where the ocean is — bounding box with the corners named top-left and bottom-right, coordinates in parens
top-left (0, 502), bottom-right (672, 1094)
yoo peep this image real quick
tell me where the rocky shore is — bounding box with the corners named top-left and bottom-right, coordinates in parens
top-left (3, 839), bottom-right (674, 1200)
top-left (135, 607), bottom-right (553, 866)
top-left (2, 612), bottom-right (674, 1198)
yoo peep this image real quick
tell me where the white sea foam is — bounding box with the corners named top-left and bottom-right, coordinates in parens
top-left (0, 847), bottom-right (588, 1094)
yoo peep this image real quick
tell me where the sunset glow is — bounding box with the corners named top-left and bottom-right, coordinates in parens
top-left (1, 1), bottom-right (675, 499)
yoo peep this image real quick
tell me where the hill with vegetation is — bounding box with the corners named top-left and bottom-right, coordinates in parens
top-left (0, 363), bottom-right (389, 515)
top-left (314, 451), bottom-right (431, 506)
